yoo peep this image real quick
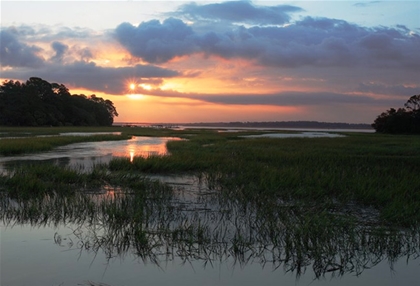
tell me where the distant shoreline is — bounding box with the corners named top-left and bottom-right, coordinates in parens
top-left (114, 121), bottom-right (373, 130)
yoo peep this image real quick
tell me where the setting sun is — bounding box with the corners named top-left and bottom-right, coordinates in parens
top-left (129, 83), bottom-right (136, 90)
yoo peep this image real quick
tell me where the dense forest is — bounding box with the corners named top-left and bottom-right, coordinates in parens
top-left (0, 77), bottom-right (118, 126)
top-left (372, 94), bottom-right (420, 134)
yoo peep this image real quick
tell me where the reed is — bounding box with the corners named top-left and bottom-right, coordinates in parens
top-left (104, 132), bottom-right (420, 226)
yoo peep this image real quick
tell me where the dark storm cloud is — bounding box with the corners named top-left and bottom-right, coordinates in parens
top-left (50, 41), bottom-right (69, 62)
top-left (1, 61), bottom-right (180, 94)
top-left (173, 1), bottom-right (303, 25)
top-left (115, 18), bottom-right (197, 63)
top-left (0, 29), bottom-right (45, 68)
top-left (115, 11), bottom-right (420, 70)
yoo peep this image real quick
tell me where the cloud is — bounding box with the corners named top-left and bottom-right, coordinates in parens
top-left (50, 41), bottom-right (69, 62)
top-left (129, 85), bottom-right (403, 109)
top-left (115, 18), bottom-right (197, 63)
top-left (54, 26), bottom-right (98, 39)
top-left (115, 14), bottom-right (420, 70)
top-left (353, 1), bottom-right (382, 8)
top-left (76, 47), bottom-right (94, 61)
top-left (0, 29), bottom-right (45, 68)
top-left (1, 61), bottom-right (180, 94)
top-left (199, 92), bottom-right (370, 106)
top-left (173, 1), bottom-right (303, 25)
top-left (356, 82), bottom-right (419, 96)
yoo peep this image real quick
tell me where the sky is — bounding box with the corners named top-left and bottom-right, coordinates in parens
top-left (1, 0), bottom-right (419, 124)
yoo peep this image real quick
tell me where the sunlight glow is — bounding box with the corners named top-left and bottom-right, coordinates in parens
top-left (129, 83), bottom-right (136, 90)
top-left (159, 81), bottom-right (183, 91)
top-left (139, 84), bottom-right (152, 90)
top-left (126, 93), bottom-right (144, 100)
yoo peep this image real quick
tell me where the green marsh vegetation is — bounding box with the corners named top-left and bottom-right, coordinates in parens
top-left (1, 126), bottom-right (420, 279)
top-left (110, 130), bottom-right (420, 226)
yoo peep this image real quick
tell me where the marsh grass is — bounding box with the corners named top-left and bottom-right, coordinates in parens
top-left (1, 127), bottom-right (420, 279)
top-left (2, 164), bottom-right (99, 199)
top-left (2, 129), bottom-right (419, 225)
top-left (104, 132), bottom-right (420, 226)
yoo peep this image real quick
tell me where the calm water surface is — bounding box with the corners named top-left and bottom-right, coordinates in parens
top-left (0, 136), bottom-right (181, 172)
top-left (2, 223), bottom-right (417, 286)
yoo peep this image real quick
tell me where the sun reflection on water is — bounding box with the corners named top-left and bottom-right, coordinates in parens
top-left (111, 137), bottom-right (181, 162)
top-left (129, 149), bottom-right (135, 163)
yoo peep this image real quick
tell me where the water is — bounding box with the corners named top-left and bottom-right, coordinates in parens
top-left (0, 136), bottom-right (181, 173)
top-left (2, 223), bottom-right (417, 286)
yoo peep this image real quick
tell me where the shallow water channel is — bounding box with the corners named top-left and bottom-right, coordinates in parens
top-left (0, 136), bottom-right (181, 173)
top-left (1, 135), bottom-right (419, 285)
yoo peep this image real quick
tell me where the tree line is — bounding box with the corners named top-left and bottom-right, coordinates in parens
top-left (372, 95), bottom-right (420, 134)
top-left (0, 77), bottom-right (118, 126)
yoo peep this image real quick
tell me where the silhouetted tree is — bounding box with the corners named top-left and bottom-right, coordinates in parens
top-left (404, 95), bottom-right (420, 112)
top-left (0, 77), bottom-right (118, 126)
top-left (372, 94), bottom-right (420, 134)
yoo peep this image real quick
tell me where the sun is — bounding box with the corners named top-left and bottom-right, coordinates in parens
top-left (124, 79), bottom-right (151, 100)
